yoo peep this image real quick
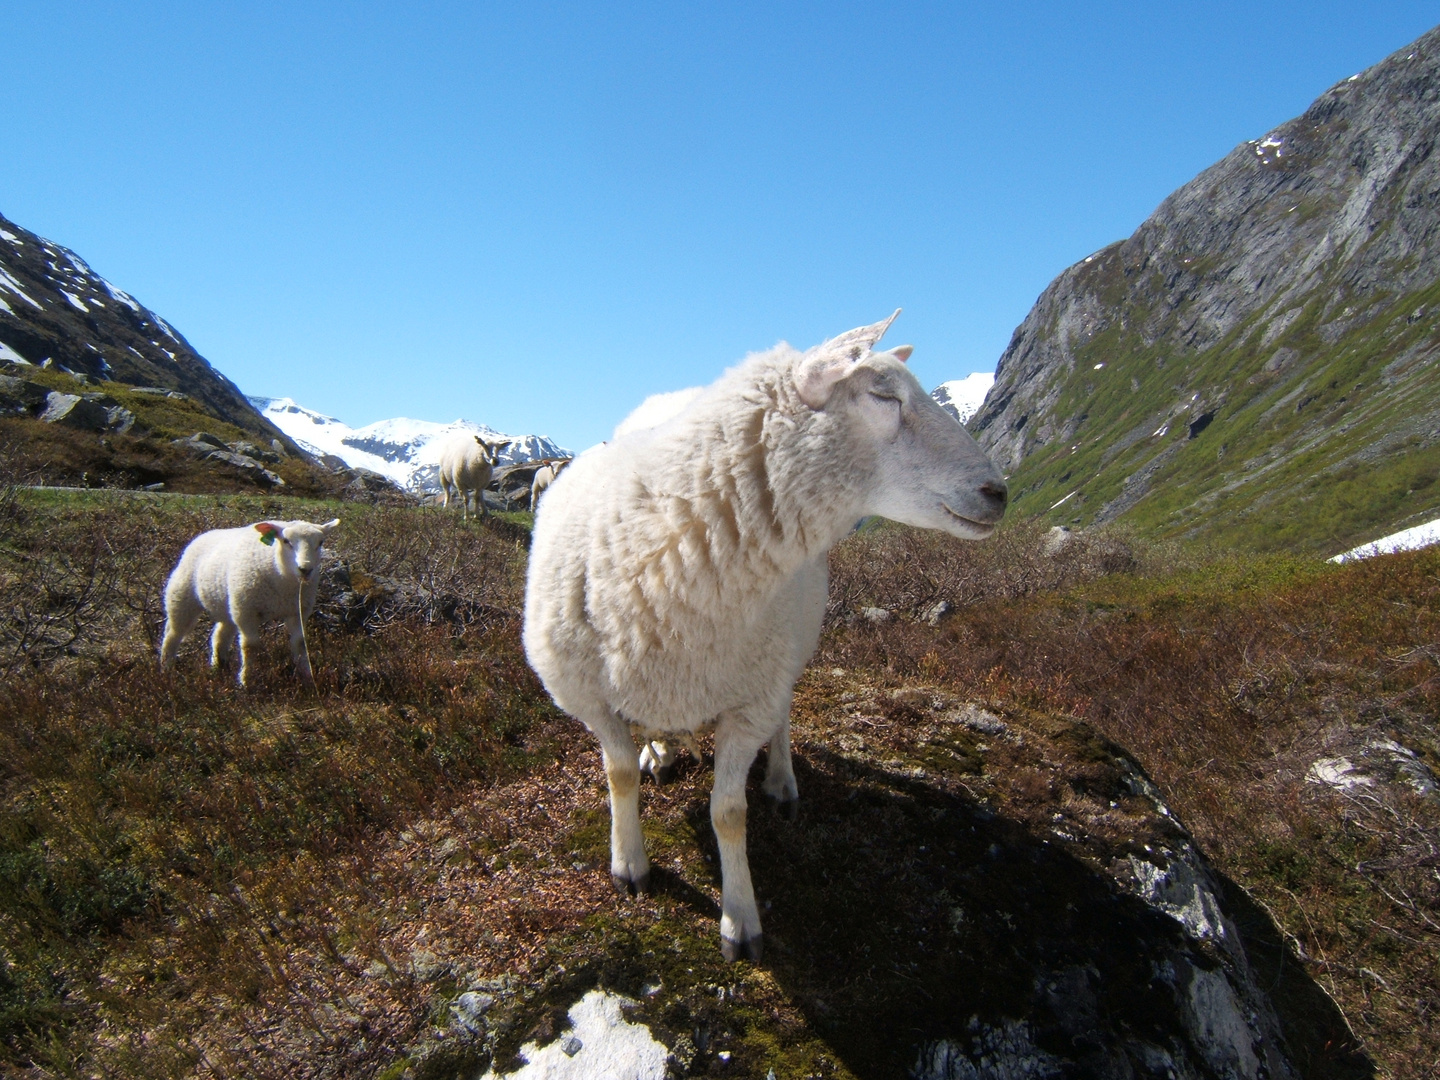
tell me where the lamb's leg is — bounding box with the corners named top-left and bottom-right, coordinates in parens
top-left (209, 621), bottom-right (236, 670)
top-left (712, 718), bottom-right (770, 962)
top-left (284, 613), bottom-right (314, 684)
top-left (640, 739), bottom-right (680, 785)
top-left (159, 598), bottom-right (202, 671)
top-left (585, 709), bottom-right (650, 895)
top-left (233, 612), bottom-right (262, 687)
top-left (762, 717), bottom-right (799, 819)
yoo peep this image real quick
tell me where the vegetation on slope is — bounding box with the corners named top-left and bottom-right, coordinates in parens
top-left (0, 492), bottom-right (1433, 1077)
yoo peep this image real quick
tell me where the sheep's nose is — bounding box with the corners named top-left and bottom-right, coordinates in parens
top-left (980, 480), bottom-right (1008, 509)
top-left (298, 566), bottom-right (314, 580)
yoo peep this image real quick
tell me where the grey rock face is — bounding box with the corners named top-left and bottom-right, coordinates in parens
top-left (970, 24), bottom-right (1440, 541)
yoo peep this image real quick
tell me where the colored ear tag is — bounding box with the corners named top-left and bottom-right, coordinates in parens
top-left (255, 522), bottom-right (279, 546)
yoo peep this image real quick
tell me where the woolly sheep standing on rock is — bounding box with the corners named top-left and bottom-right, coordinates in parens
top-left (528, 458), bottom-right (572, 510)
top-left (160, 518), bottom-right (340, 686)
top-left (523, 312), bottom-right (1008, 961)
top-left (438, 434), bottom-right (509, 519)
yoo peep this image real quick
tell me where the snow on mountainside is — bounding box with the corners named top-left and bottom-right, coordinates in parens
top-left (932, 373), bottom-right (994, 425)
top-left (251, 396), bottom-right (570, 493)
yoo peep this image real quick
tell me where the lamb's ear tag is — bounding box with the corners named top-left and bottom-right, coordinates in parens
top-left (255, 522), bottom-right (279, 546)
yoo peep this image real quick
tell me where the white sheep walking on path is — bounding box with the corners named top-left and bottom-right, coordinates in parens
top-left (523, 312), bottom-right (1007, 960)
top-left (438, 434), bottom-right (507, 520)
top-left (160, 518), bottom-right (340, 686)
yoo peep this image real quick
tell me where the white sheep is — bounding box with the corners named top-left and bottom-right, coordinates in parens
top-left (523, 312), bottom-right (1008, 961)
top-left (438, 434), bottom-right (508, 519)
top-left (159, 517), bottom-right (340, 686)
top-left (528, 457), bottom-right (572, 510)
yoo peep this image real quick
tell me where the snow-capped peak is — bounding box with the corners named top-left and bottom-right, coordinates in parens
top-left (249, 395), bottom-right (571, 492)
top-left (932, 372), bottom-right (994, 425)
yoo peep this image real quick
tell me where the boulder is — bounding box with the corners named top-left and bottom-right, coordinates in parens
top-left (40, 392), bottom-right (113, 432)
top-left (0, 375), bottom-right (52, 416)
top-left (202, 449), bottom-right (285, 486)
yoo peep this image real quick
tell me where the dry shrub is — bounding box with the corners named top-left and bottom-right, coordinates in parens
top-left (0, 492), bottom-right (561, 1074)
top-left (825, 517), bottom-right (1153, 623)
top-left (821, 532), bottom-right (1440, 1077)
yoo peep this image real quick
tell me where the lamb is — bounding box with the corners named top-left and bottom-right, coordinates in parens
top-left (438, 434), bottom-right (508, 519)
top-left (528, 457), bottom-right (572, 509)
top-left (159, 517), bottom-right (340, 686)
top-left (523, 312), bottom-right (1007, 961)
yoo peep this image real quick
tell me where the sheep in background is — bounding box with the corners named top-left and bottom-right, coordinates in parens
top-left (523, 311), bottom-right (1008, 961)
top-left (528, 457), bottom-right (573, 510)
top-left (438, 434), bottom-right (508, 519)
top-left (160, 518), bottom-right (340, 686)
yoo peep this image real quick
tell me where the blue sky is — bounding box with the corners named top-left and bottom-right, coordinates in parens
top-left (6, 3), bottom-right (1439, 450)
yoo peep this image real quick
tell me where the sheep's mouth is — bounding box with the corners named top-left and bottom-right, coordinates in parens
top-left (941, 503), bottom-right (997, 538)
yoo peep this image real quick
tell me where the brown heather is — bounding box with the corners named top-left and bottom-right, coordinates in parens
top-left (0, 486), bottom-right (1434, 1078)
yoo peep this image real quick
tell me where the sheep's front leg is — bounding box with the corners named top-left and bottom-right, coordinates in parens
top-left (233, 612), bottom-right (262, 686)
top-left (762, 717), bottom-right (799, 819)
top-left (585, 710), bottom-right (650, 895)
top-left (284, 614), bottom-right (314, 684)
top-left (712, 720), bottom-right (770, 961)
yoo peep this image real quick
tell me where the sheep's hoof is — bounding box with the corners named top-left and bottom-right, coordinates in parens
top-left (720, 934), bottom-right (763, 963)
top-left (612, 870), bottom-right (651, 896)
top-left (767, 795), bottom-right (799, 821)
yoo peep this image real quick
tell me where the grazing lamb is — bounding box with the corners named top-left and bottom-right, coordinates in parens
top-left (438, 434), bottom-right (507, 519)
top-left (160, 518), bottom-right (340, 686)
top-left (523, 312), bottom-right (1007, 961)
top-left (528, 457), bottom-right (572, 510)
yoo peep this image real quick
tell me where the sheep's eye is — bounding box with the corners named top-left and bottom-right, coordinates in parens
top-left (869, 391), bottom-right (901, 406)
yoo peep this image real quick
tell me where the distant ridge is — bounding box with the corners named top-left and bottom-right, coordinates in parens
top-left (251, 395), bottom-right (571, 492)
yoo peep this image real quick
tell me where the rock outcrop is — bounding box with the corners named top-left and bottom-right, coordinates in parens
top-left (972, 25), bottom-right (1440, 553)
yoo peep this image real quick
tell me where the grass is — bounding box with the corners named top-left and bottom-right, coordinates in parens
top-left (0, 489), bottom-right (1434, 1077)
top-left (999, 263), bottom-right (1440, 555)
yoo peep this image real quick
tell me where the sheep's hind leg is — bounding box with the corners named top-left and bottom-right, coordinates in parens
top-left (232, 612), bottom-right (262, 687)
top-left (712, 717), bottom-right (770, 961)
top-left (159, 601), bottom-right (202, 671)
top-left (585, 709), bottom-right (651, 895)
top-left (209, 621), bottom-right (236, 671)
top-left (762, 716), bottom-right (799, 820)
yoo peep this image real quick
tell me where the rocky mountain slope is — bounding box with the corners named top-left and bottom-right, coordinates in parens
top-left (971, 25), bottom-right (1440, 554)
top-left (0, 212), bottom-right (292, 445)
top-left (251, 396), bottom-right (571, 493)
top-left (932, 373), bottom-right (994, 425)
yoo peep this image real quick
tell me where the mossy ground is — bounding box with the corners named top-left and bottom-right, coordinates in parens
top-left (0, 491), bottom-right (1433, 1077)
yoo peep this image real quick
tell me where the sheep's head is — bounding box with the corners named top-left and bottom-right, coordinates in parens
top-left (796, 313), bottom-right (1007, 540)
top-left (255, 518), bottom-right (341, 581)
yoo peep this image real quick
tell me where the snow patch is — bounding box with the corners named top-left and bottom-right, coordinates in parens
top-left (1330, 516), bottom-right (1440, 562)
top-left (0, 340), bottom-right (29, 365)
top-left (479, 990), bottom-right (668, 1079)
top-left (60, 290), bottom-right (89, 312)
top-left (0, 267), bottom-right (42, 309)
top-left (931, 372), bottom-right (994, 425)
top-left (250, 395), bottom-right (569, 491)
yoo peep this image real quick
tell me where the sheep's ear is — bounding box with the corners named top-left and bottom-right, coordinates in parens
top-left (891, 344), bottom-right (913, 362)
top-left (254, 521), bottom-right (280, 546)
top-left (796, 310), bottom-right (903, 408)
top-left (321, 518), bottom-right (340, 533)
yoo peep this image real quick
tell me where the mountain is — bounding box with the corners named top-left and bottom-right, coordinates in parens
top-left (0, 212), bottom-right (292, 445)
top-left (971, 25), bottom-right (1440, 554)
top-left (932, 373), bottom-right (994, 425)
top-left (251, 396), bottom-right (571, 492)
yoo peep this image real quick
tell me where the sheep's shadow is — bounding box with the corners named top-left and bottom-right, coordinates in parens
top-left (714, 745), bottom-right (1375, 1080)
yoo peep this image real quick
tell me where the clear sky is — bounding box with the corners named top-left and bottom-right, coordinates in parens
top-left (6, 3), bottom-right (1439, 451)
